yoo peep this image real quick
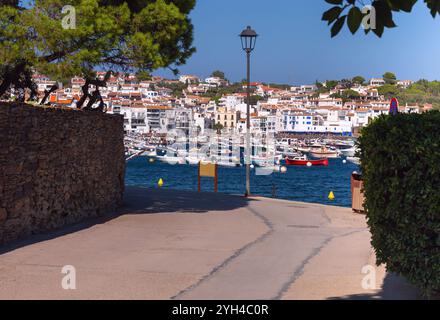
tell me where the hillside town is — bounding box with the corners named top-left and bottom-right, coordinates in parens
top-left (25, 72), bottom-right (432, 138)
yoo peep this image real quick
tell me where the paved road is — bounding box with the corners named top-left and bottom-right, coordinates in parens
top-left (0, 187), bottom-right (421, 299)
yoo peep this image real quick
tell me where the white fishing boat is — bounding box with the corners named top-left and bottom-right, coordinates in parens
top-left (125, 149), bottom-right (145, 161)
top-left (216, 160), bottom-right (240, 167)
top-left (244, 154), bottom-right (281, 167)
top-left (210, 155), bottom-right (241, 167)
top-left (309, 146), bottom-right (339, 158)
top-left (144, 146), bottom-right (157, 157)
top-left (256, 164), bottom-right (282, 173)
top-left (283, 150), bottom-right (303, 158)
top-left (198, 158), bottom-right (240, 167)
top-left (185, 156), bottom-right (201, 165)
top-left (185, 152), bottom-right (210, 165)
top-left (156, 155), bottom-right (186, 165)
top-left (294, 146), bottom-right (311, 153)
top-left (346, 157), bottom-right (360, 165)
top-left (276, 138), bottom-right (292, 147)
top-left (340, 146), bottom-right (357, 157)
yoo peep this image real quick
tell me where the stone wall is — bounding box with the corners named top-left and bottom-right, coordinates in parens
top-left (0, 103), bottom-right (125, 244)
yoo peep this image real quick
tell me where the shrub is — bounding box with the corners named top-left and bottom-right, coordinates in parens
top-left (358, 111), bottom-right (440, 297)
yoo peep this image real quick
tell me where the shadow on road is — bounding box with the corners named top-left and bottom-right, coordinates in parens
top-left (120, 186), bottom-right (254, 214)
top-left (0, 186), bottom-right (253, 255)
top-left (327, 273), bottom-right (424, 300)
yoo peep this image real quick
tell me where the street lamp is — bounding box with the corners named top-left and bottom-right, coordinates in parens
top-left (240, 26), bottom-right (258, 197)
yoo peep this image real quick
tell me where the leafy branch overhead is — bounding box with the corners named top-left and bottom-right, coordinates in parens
top-left (0, 0), bottom-right (196, 101)
top-left (322, 0), bottom-right (440, 37)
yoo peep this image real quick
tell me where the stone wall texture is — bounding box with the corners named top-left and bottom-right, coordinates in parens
top-left (0, 103), bottom-right (125, 244)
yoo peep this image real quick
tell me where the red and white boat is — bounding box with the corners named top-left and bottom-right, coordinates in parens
top-left (285, 155), bottom-right (329, 166)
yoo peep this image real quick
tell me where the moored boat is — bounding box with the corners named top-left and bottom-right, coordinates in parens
top-left (339, 146), bottom-right (357, 157)
top-left (309, 146), bottom-right (339, 158)
top-left (346, 156), bottom-right (360, 165)
top-left (156, 155), bottom-right (186, 165)
top-left (285, 155), bottom-right (329, 166)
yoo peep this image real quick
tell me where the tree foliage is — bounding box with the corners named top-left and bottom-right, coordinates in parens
top-left (375, 79), bottom-right (440, 108)
top-left (325, 80), bottom-right (339, 89)
top-left (0, 0), bottom-right (196, 101)
top-left (213, 122), bottom-right (224, 133)
top-left (211, 70), bottom-right (226, 79)
top-left (264, 83), bottom-right (291, 90)
top-left (157, 80), bottom-right (188, 97)
top-left (322, 0), bottom-right (440, 37)
top-left (331, 88), bottom-right (360, 102)
top-left (199, 82), bottom-right (246, 101)
top-left (358, 111), bottom-right (440, 297)
top-left (399, 79), bottom-right (440, 108)
top-left (352, 75), bottom-right (365, 85)
top-left (377, 83), bottom-right (400, 97)
top-left (383, 71), bottom-right (397, 84)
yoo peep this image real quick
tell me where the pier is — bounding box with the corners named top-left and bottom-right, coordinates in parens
top-left (0, 187), bottom-right (419, 299)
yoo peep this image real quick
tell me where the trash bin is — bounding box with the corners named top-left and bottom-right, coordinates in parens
top-left (351, 172), bottom-right (365, 213)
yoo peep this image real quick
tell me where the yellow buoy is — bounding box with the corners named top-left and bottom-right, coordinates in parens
top-left (149, 158), bottom-right (155, 163)
top-left (158, 178), bottom-right (164, 188)
top-left (328, 191), bottom-right (335, 201)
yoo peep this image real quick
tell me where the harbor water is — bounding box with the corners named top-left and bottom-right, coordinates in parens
top-left (125, 156), bottom-right (360, 207)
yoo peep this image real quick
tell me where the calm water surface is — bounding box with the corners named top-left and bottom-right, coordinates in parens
top-left (125, 156), bottom-right (359, 207)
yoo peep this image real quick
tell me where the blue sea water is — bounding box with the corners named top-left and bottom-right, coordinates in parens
top-left (125, 157), bottom-right (360, 207)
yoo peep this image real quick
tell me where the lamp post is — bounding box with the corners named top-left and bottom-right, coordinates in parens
top-left (240, 26), bottom-right (258, 197)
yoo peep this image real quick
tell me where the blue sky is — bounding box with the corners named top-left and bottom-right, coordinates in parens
top-left (155, 0), bottom-right (440, 85)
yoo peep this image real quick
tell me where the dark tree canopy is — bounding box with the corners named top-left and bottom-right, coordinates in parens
top-left (0, 0), bottom-right (197, 102)
top-left (322, 0), bottom-right (440, 37)
top-left (325, 80), bottom-right (339, 89)
top-left (383, 71), bottom-right (397, 84)
top-left (1, 0), bottom-right (19, 7)
top-left (352, 76), bottom-right (366, 85)
top-left (211, 70), bottom-right (226, 79)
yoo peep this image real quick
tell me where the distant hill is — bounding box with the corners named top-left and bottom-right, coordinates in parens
top-left (378, 80), bottom-right (440, 109)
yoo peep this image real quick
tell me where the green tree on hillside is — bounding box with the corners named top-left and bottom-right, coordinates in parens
top-left (383, 72), bottom-right (397, 84)
top-left (377, 83), bottom-right (401, 98)
top-left (262, 83), bottom-right (291, 90)
top-left (352, 76), bottom-right (365, 85)
top-left (315, 81), bottom-right (330, 94)
top-left (157, 81), bottom-right (188, 97)
top-left (211, 70), bottom-right (226, 79)
top-left (398, 80), bottom-right (440, 108)
top-left (331, 89), bottom-right (360, 102)
top-left (325, 80), bottom-right (339, 89)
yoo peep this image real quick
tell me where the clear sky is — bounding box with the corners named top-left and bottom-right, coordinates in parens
top-left (155, 0), bottom-right (440, 85)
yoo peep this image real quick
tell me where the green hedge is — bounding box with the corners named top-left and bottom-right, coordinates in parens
top-left (358, 111), bottom-right (440, 297)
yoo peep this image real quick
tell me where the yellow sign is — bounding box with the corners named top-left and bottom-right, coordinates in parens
top-left (198, 162), bottom-right (218, 193)
top-left (199, 162), bottom-right (216, 178)
top-left (328, 191), bottom-right (335, 201)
